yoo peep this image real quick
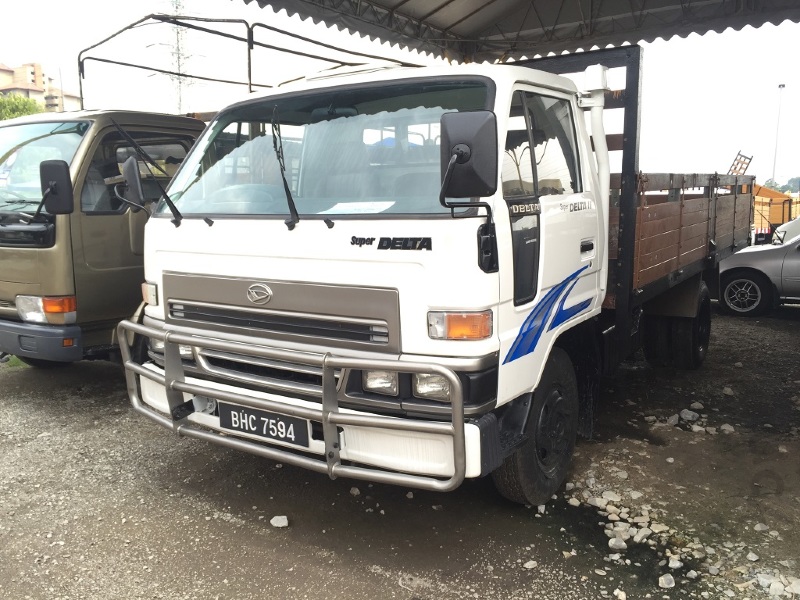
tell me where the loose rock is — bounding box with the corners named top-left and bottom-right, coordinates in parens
top-left (269, 515), bottom-right (289, 528)
top-left (658, 574), bottom-right (675, 588)
top-left (608, 538), bottom-right (627, 551)
top-left (680, 409), bottom-right (699, 422)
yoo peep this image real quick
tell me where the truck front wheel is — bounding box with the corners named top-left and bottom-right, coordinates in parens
top-left (491, 348), bottom-right (578, 506)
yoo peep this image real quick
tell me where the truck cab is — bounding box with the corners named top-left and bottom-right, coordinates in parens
top-left (0, 110), bottom-right (205, 367)
top-left (118, 64), bottom-right (613, 504)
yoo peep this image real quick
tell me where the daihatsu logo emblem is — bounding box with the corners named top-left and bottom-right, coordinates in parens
top-left (247, 283), bottom-right (273, 305)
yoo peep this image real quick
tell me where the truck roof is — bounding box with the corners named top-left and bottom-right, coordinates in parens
top-left (223, 62), bottom-right (579, 112)
top-left (0, 109), bottom-right (206, 131)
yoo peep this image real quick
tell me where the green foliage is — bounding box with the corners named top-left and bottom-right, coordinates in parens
top-left (763, 177), bottom-right (799, 194)
top-left (0, 94), bottom-right (44, 121)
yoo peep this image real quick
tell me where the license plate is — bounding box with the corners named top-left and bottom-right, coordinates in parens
top-left (218, 402), bottom-right (310, 448)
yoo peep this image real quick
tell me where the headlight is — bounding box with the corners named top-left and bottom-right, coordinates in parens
top-left (362, 370), bottom-right (398, 396)
top-left (413, 373), bottom-right (451, 402)
top-left (148, 337), bottom-right (194, 359)
top-left (428, 310), bottom-right (492, 340)
top-left (16, 295), bottom-right (76, 325)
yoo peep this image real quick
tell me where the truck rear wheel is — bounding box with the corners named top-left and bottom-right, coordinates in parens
top-left (491, 348), bottom-right (578, 506)
top-left (670, 287), bottom-right (711, 370)
top-left (642, 316), bottom-right (670, 367)
top-left (644, 281), bottom-right (711, 370)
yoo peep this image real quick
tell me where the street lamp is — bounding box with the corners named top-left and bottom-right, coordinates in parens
top-left (771, 83), bottom-right (786, 184)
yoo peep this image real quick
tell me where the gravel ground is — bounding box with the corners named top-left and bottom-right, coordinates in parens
top-left (0, 303), bottom-right (798, 600)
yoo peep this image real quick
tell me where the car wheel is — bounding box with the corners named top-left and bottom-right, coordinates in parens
top-left (720, 272), bottom-right (773, 317)
top-left (491, 348), bottom-right (578, 505)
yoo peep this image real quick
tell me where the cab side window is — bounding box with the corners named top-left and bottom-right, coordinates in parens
top-left (502, 91), bottom-right (581, 198)
top-left (81, 133), bottom-right (193, 214)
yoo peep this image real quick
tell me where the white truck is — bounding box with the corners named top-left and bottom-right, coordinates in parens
top-left (114, 51), bottom-right (752, 505)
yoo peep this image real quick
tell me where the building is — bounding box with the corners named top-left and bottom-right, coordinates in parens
top-left (0, 62), bottom-right (81, 111)
top-left (752, 184), bottom-right (794, 244)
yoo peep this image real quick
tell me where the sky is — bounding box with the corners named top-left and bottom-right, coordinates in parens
top-left (2, 0), bottom-right (799, 185)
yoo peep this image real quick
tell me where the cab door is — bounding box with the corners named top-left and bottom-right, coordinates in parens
top-left (781, 239), bottom-right (800, 297)
top-left (71, 129), bottom-right (195, 333)
top-left (497, 87), bottom-right (602, 402)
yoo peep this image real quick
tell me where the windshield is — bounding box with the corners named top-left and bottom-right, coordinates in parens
top-left (163, 78), bottom-right (489, 218)
top-left (0, 121), bottom-right (89, 207)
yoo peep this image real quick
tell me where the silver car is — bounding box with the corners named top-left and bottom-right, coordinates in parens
top-left (719, 230), bottom-right (800, 316)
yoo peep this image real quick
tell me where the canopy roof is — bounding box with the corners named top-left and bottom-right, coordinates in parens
top-left (243, 0), bottom-right (800, 62)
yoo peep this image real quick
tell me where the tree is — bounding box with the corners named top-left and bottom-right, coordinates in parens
top-left (763, 177), bottom-right (799, 194)
top-left (0, 94), bottom-right (44, 121)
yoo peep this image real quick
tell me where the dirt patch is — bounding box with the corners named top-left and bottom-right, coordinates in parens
top-left (0, 303), bottom-right (798, 599)
top-left (563, 303), bottom-right (800, 597)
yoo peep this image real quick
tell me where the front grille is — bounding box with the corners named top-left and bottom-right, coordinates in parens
top-left (169, 301), bottom-right (389, 345)
top-left (195, 348), bottom-right (341, 398)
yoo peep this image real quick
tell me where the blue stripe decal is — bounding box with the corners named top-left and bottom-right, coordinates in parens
top-left (503, 266), bottom-right (592, 365)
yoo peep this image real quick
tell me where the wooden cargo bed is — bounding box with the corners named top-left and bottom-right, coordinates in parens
top-left (604, 173), bottom-right (753, 309)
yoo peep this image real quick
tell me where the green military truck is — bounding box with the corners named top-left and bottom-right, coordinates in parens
top-left (0, 110), bottom-right (204, 367)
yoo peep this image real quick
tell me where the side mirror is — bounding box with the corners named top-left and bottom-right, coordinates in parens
top-left (120, 155), bottom-right (145, 208)
top-left (39, 160), bottom-right (74, 215)
top-left (440, 110), bottom-right (498, 198)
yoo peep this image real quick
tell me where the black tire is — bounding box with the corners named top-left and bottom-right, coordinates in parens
top-left (720, 271), bottom-right (773, 317)
top-left (492, 348), bottom-right (579, 505)
top-left (643, 315), bottom-right (671, 367)
top-left (130, 334), bottom-right (148, 364)
top-left (670, 284), bottom-right (711, 370)
top-left (16, 356), bottom-right (72, 369)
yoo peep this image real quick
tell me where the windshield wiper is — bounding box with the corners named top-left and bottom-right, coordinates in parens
top-left (110, 119), bottom-right (184, 227)
top-left (271, 106), bottom-right (300, 230)
top-left (0, 198), bottom-right (40, 207)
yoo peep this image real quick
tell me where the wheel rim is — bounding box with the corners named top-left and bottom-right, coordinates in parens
top-left (534, 389), bottom-right (572, 476)
top-left (724, 278), bottom-right (761, 313)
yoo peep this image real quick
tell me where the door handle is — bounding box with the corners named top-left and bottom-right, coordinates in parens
top-left (580, 241), bottom-right (594, 253)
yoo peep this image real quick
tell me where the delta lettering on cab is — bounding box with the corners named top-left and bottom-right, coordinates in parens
top-left (378, 237), bottom-right (433, 250)
top-left (350, 236), bottom-right (433, 250)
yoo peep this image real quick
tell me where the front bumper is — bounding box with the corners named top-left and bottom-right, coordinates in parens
top-left (117, 319), bottom-right (480, 491)
top-left (0, 319), bottom-right (82, 362)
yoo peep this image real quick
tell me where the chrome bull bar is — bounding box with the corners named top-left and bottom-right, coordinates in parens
top-left (116, 319), bottom-right (466, 492)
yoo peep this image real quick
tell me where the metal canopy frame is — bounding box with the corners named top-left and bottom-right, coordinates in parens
top-left (77, 13), bottom-right (424, 109)
top-left (244, 0), bottom-right (800, 62)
